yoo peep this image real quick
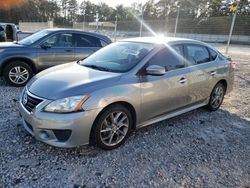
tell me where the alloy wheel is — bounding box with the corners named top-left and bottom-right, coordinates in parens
top-left (9, 66), bottom-right (29, 85)
top-left (100, 111), bottom-right (129, 147)
top-left (210, 85), bottom-right (224, 109)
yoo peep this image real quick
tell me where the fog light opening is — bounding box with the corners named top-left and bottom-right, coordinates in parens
top-left (39, 130), bottom-right (50, 140)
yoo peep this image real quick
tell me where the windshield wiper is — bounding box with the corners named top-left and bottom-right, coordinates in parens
top-left (83, 64), bottom-right (112, 72)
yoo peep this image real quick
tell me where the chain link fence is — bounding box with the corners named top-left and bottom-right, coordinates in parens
top-left (19, 15), bottom-right (250, 44)
top-left (64, 15), bottom-right (250, 44)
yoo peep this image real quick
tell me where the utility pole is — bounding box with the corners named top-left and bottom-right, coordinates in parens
top-left (95, 12), bottom-right (99, 31)
top-left (82, 9), bottom-right (86, 30)
top-left (139, 5), bottom-right (143, 37)
top-left (226, 1), bottom-right (239, 54)
top-left (114, 15), bottom-right (118, 42)
top-left (174, 5), bottom-right (180, 37)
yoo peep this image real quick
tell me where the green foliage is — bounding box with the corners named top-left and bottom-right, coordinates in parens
top-left (0, 0), bottom-right (249, 25)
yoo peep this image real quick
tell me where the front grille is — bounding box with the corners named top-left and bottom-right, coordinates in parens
top-left (23, 92), bottom-right (43, 112)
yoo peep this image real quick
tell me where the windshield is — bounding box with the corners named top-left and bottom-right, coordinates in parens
top-left (0, 25), bottom-right (4, 31)
top-left (18, 30), bottom-right (51, 45)
top-left (80, 42), bottom-right (155, 73)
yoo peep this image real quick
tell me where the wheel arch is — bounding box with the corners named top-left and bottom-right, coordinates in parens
top-left (89, 101), bottom-right (137, 144)
top-left (217, 79), bottom-right (228, 92)
top-left (1, 57), bottom-right (36, 75)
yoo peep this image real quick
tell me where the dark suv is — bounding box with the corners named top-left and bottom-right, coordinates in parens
top-left (0, 28), bottom-right (112, 86)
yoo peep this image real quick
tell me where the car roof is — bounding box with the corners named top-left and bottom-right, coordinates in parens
top-left (121, 36), bottom-right (216, 50)
top-left (43, 28), bottom-right (111, 42)
top-left (121, 37), bottom-right (202, 44)
top-left (0, 23), bottom-right (15, 25)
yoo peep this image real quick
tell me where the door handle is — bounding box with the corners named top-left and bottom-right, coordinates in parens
top-left (179, 77), bottom-right (187, 84)
top-left (210, 71), bottom-right (216, 76)
top-left (65, 49), bottom-right (72, 52)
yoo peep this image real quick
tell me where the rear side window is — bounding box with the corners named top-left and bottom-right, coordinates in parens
top-left (100, 40), bottom-right (108, 47)
top-left (42, 33), bottom-right (73, 47)
top-left (75, 34), bottom-right (101, 47)
top-left (208, 48), bottom-right (218, 61)
top-left (186, 45), bottom-right (210, 65)
top-left (149, 47), bottom-right (185, 71)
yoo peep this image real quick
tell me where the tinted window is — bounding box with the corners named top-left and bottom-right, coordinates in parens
top-left (149, 47), bottom-right (185, 71)
top-left (75, 34), bottom-right (101, 47)
top-left (43, 33), bottom-right (73, 47)
top-left (19, 30), bottom-right (51, 45)
top-left (186, 45), bottom-right (210, 65)
top-left (172, 45), bottom-right (184, 57)
top-left (100, 40), bottom-right (108, 47)
top-left (208, 48), bottom-right (218, 61)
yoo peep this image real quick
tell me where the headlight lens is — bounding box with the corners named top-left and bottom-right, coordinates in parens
top-left (44, 95), bottom-right (89, 113)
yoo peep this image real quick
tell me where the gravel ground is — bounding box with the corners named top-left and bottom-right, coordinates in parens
top-left (0, 46), bottom-right (249, 188)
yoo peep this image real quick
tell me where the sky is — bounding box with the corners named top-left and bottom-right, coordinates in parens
top-left (76, 0), bottom-right (150, 8)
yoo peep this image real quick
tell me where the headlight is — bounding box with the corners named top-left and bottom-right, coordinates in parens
top-left (44, 95), bottom-right (89, 113)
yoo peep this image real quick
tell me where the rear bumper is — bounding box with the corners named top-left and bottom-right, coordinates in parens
top-left (18, 94), bottom-right (100, 148)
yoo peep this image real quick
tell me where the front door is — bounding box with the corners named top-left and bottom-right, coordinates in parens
top-left (37, 32), bottom-right (75, 70)
top-left (140, 45), bottom-right (189, 121)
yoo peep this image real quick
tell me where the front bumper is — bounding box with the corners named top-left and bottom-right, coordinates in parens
top-left (18, 92), bottom-right (99, 148)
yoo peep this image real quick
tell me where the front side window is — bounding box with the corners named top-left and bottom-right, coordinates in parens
top-left (18, 30), bottom-right (51, 45)
top-left (186, 45), bottom-right (210, 65)
top-left (75, 34), bottom-right (101, 47)
top-left (80, 42), bottom-right (154, 73)
top-left (148, 46), bottom-right (185, 71)
top-left (42, 33), bottom-right (73, 47)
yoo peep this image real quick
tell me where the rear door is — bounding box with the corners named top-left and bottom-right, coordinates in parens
top-left (140, 45), bottom-right (189, 121)
top-left (37, 32), bottom-right (75, 69)
top-left (184, 44), bottom-right (216, 105)
top-left (73, 33), bottom-right (106, 61)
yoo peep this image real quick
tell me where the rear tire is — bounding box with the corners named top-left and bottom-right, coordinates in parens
top-left (206, 82), bottom-right (225, 111)
top-left (3, 61), bottom-right (33, 87)
top-left (90, 104), bottom-right (132, 150)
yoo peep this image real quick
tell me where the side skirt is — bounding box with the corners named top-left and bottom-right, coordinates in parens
top-left (136, 102), bottom-right (207, 129)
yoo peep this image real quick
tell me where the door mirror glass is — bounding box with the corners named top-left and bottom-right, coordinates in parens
top-left (40, 43), bottom-right (51, 49)
top-left (146, 65), bottom-right (165, 76)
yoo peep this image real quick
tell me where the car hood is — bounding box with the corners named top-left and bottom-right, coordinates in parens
top-left (0, 42), bottom-right (25, 48)
top-left (27, 62), bottom-right (122, 100)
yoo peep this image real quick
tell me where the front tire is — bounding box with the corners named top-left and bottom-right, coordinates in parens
top-left (206, 82), bottom-right (226, 111)
top-left (90, 104), bottom-right (132, 150)
top-left (3, 61), bottom-right (33, 87)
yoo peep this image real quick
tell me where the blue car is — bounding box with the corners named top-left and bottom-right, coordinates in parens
top-left (0, 28), bottom-right (112, 86)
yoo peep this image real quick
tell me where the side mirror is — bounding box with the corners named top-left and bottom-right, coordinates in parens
top-left (146, 65), bottom-right (165, 76)
top-left (40, 43), bottom-right (51, 49)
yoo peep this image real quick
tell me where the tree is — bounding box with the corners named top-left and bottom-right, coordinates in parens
top-left (68, 0), bottom-right (78, 22)
top-left (143, 0), bottom-right (158, 19)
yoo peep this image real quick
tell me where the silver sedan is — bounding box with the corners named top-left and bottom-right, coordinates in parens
top-left (18, 37), bottom-right (234, 150)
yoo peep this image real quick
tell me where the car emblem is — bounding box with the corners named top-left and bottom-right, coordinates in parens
top-left (23, 91), bottom-right (28, 105)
